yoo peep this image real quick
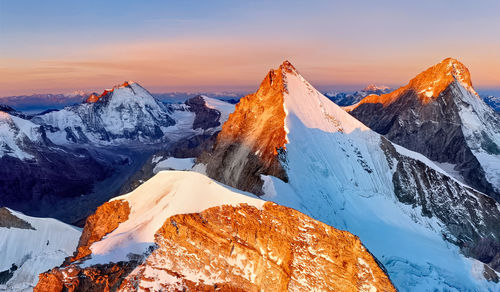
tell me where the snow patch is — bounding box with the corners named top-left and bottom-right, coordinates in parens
top-left (201, 96), bottom-right (235, 124)
top-left (153, 157), bottom-right (195, 173)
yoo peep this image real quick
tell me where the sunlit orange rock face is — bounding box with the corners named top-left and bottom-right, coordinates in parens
top-left (35, 200), bottom-right (132, 292)
top-left (85, 93), bottom-right (100, 103)
top-left (85, 89), bottom-right (113, 103)
top-left (85, 81), bottom-right (132, 103)
top-left (35, 263), bottom-right (136, 292)
top-left (351, 58), bottom-right (475, 108)
top-left (69, 200), bottom-right (130, 263)
top-left (35, 202), bottom-right (395, 291)
top-left (199, 62), bottom-right (294, 194)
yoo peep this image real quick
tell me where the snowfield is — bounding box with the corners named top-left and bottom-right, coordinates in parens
top-left (0, 209), bottom-right (81, 291)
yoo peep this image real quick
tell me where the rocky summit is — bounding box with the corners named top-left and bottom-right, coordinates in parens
top-left (348, 58), bottom-right (500, 202)
top-left (34, 171), bottom-right (395, 292)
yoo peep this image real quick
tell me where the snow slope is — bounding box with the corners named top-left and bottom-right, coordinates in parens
top-left (453, 82), bottom-right (500, 193)
top-left (152, 157), bottom-right (195, 173)
top-left (202, 95), bottom-right (235, 125)
top-left (0, 112), bottom-right (43, 160)
top-left (83, 171), bottom-right (264, 266)
top-left (258, 64), bottom-right (499, 291)
top-left (0, 208), bottom-right (80, 291)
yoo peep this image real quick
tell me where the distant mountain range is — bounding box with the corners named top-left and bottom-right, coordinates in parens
top-left (1, 86), bottom-right (496, 115)
top-left (483, 95), bottom-right (500, 112)
top-left (324, 84), bottom-right (393, 106)
top-left (0, 91), bottom-right (244, 114)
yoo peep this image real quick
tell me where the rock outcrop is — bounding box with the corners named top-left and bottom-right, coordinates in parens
top-left (120, 203), bottom-right (394, 291)
top-left (69, 200), bottom-right (130, 263)
top-left (34, 171), bottom-right (395, 292)
top-left (185, 95), bottom-right (222, 130)
top-left (198, 62), bottom-right (291, 195)
top-left (0, 207), bottom-right (34, 230)
top-left (380, 137), bottom-right (500, 271)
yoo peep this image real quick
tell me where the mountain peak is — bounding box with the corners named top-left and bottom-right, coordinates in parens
top-left (200, 61), bottom-right (367, 194)
top-left (407, 57), bottom-right (473, 100)
top-left (349, 58), bottom-right (476, 108)
top-left (279, 60), bottom-right (298, 74)
top-left (85, 81), bottom-right (140, 103)
top-left (363, 84), bottom-right (391, 91)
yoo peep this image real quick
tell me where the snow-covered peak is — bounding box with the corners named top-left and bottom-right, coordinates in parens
top-left (282, 64), bottom-right (369, 134)
top-left (85, 81), bottom-right (149, 104)
top-left (34, 80), bottom-right (176, 144)
top-left (407, 57), bottom-right (476, 99)
top-left (0, 111), bottom-right (43, 159)
top-left (347, 58), bottom-right (500, 197)
top-left (363, 84), bottom-right (391, 91)
top-left (279, 60), bottom-right (298, 74)
top-left (102, 81), bottom-right (161, 109)
top-left (201, 60), bottom-right (370, 194)
top-left (84, 171), bottom-right (264, 265)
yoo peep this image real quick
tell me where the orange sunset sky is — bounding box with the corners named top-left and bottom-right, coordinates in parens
top-left (1, 0), bottom-right (499, 96)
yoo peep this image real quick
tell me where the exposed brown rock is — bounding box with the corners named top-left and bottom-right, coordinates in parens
top-left (483, 264), bottom-right (499, 283)
top-left (35, 262), bottom-right (138, 292)
top-left (35, 201), bottom-right (394, 291)
top-left (121, 202), bottom-right (394, 291)
top-left (35, 273), bottom-right (64, 292)
top-left (199, 62), bottom-right (293, 194)
top-left (0, 207), bottom-right (35, 230)
top-left (69, 199), bottom-right (130, 263)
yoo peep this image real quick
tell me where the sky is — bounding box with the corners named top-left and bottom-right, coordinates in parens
top-left (0, 0), bottom-right (499, 96)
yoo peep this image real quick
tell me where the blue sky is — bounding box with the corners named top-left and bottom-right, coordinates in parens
top-left (1, 0), bottom-right (499, 95)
